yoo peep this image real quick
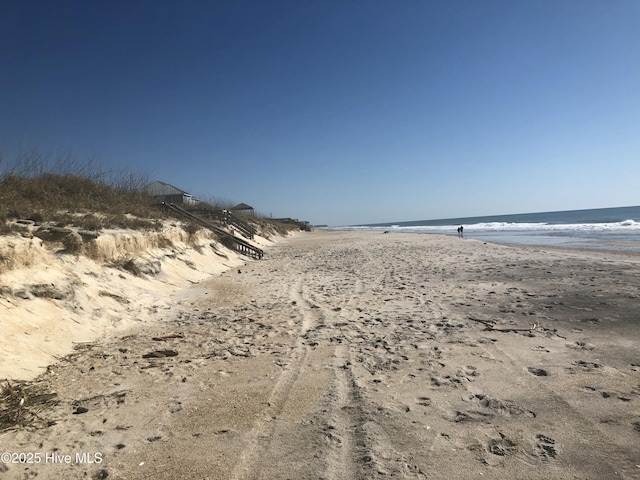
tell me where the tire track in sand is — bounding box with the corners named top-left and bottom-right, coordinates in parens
top-left (306, 272), bottom-right (371, 480)
top-left (324, 342), bottom-right (365, 480)
top-left (229, 276), bottom-right (315, 480)
top-left (284, 265), bottom-right (367, 480)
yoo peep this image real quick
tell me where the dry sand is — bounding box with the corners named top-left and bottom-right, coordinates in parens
top-left (1, 230), bottom-right (639, 479)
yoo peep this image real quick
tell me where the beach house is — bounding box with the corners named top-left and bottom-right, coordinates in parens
top-left (145, 181), bottom-right (199, 206)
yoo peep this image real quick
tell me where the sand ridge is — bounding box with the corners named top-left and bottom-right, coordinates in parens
top-left (1, 230), bottom-right (639, 479)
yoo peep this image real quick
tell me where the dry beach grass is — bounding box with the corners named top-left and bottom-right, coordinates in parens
top-left (1, 230), bottom-right (639, 479)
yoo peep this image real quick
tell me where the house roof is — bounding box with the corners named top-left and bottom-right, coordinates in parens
top-left (231, 203), bottom-right (254, 211)
top-left (145, 181), bottom-right (189, 197)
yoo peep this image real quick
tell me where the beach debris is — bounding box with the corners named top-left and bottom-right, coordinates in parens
top-left (469, 317), bottom-right (496, 328)
top-left (226, 346), bottom-right (251, 357)
top-left (98, 290), bottom-right (130, 304)
top-left (151, 333), bottom-right (185, 341)
top-left (527, 367), bottom-right (549, 377)
top-left (0, 380), bottom-right (58, 431)
top-left (142, 349), bottom-right (179, 358)
top-left (469, 317), bottom-right (552, 335)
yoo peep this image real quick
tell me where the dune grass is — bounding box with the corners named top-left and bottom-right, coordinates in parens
top-left (1, 174), bottom-right (166, 230)
top-left (0, 151), bottom-right (299, 236)
top-left (0, 172), bottom-right (166, 231)
top-left (0, 152), bottom-right (174, 232)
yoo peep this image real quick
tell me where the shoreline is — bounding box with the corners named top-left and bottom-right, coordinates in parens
top-left (330, 226), bottom-right (640, 257)
top-left (2, 230), bottom-right (639, 479)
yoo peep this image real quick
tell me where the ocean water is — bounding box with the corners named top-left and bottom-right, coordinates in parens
top-left (344, 206), bottom-right (640, 252)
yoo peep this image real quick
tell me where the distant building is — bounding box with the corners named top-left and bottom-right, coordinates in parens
top-left (231, 203), bottom-right (255, 216)
top-left (145, 181), bottom-right (199, 205)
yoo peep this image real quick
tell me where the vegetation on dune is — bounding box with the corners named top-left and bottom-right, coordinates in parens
top-left (0, 151), bottom-right (297, 237)
top-left (0, 172), bottom-right (166, 232)
top-left (0, 152), bottom-right (164, 232)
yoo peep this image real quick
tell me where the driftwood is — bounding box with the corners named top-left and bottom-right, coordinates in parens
top-left (468, 317), bottom-right (566, 338)
top-left (142, 349), bottom-right (179, 359)
top-left (151, 334), bottom-right (185, 341)
top-left (469, 317), bottom-right (536, 333)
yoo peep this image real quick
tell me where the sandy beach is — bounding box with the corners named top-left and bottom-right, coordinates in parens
top-left (2, 230), bottom-right (639, 479)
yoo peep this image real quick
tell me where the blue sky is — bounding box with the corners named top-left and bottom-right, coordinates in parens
top-left (1, 1), bottom-right (638, 226)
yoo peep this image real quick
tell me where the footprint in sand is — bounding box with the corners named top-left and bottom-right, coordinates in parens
top-left (568, 360), bottom-right (602, 373)
top-left (580, 318), bottom-right (600, 324)
top-left (431, 375), bottom-right (466, 388)
top-left (527, 367), bottom-right (549, 377)
top-left (535, 434), bottom-right (558, 460)
top-left (531, 345), bottom-right (550, 352)
top-left (448, 410), bottom-right (494, 424)
top-left (168, 400), bottom-right (182, 413)
top-left (467, 394), bottom-right (536, 417)
top-left (581, 385), bottom-right (632, 401)
top-left (483, 432), bottom-right (519, 456)
top-left (566, 341), bottom-right (595, 350)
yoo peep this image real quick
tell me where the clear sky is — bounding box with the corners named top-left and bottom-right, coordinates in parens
top-left (1, 1), bottom-right (639, 226)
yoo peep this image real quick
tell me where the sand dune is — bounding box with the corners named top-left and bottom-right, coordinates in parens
top-left (1, 230), bottom-right (639, 479)
top-left (0, 225), bottom-right (262, 380)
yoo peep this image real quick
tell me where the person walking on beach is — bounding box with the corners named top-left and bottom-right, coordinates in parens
top-left (458, 226), bottom-right (464, 238)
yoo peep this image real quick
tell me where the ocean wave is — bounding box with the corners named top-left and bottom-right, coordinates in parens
top-left (464, 220), bottom-right (640, 231)
top-left (344, 220), bottom-right (640, 233)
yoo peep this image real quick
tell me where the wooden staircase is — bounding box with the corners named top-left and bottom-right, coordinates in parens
top-left (162, 203), bottom-right (264, 259)
top-left (223, 210), bottom-right (256, 239)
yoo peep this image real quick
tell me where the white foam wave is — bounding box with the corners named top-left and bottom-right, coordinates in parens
top-left (464, 220), bottom-right (640, 231)
top-left (344, 220), bottom-right (640, 233)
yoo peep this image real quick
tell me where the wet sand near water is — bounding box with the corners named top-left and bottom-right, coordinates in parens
top-left (2, 230), bottom-right (640, 479)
